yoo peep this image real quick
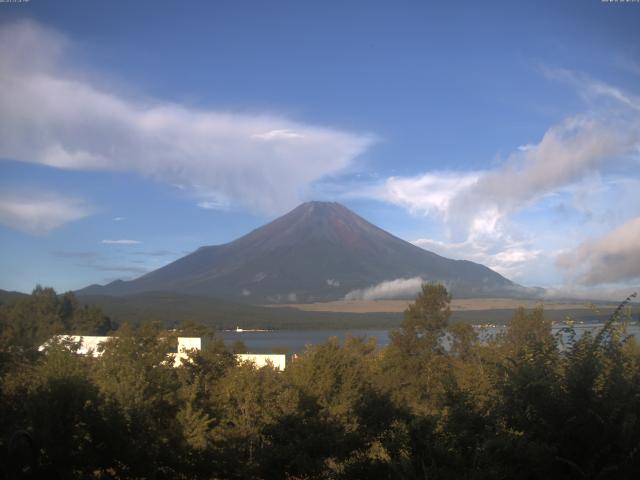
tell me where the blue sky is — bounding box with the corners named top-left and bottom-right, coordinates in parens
top-left (1, 0), bottom-right (639, 298)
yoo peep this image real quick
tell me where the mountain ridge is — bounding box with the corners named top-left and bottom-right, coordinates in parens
top-left (77, 201), bottom-right (524, 302)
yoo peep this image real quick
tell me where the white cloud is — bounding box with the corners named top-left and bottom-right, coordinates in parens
top-left (345, 277), bottom-right (424, 301)
top-left (543, 285), bottom-right (639, 302)
top-left (101, 239), bottom-right (142, 245)
top-left (113, 217), bottom-right (124, 221)
top-left (556, 216), bottom-right (640, 286)
top-left (197, 200), bottom-right (227, 210)
top-left (326, 278), bottom-right (340, 287)
top-left (493, 248), bottom-right (540, 266)
top-left (251, 129), bottom-right (305, 140)
top-left (356, 72), bottom-right (640, 286)
top-left (372, 172), bottom-right (480, 219)
top-left (542, 67), bottom-right (640, 111)
top-left (0, 192), bottom-right (91, 234)
top-left (368, 110), bottom-right (638, 242)
top-left (366, 110), bottom-right (640, 233)
top-left (0, 21), bottom-right (374, 215)
top-left (431, 115), bottom-right (638, 246)
top-left (413, 237), bottom-right (541, 280)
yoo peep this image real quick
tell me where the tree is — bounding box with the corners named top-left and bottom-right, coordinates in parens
top-left (380, 283), bottom-right (452, 414)
top-left (390, 282), bottom-right (451, 356)
top-left (91, 322), bottom-right (182, 477)
top-left (0, 287), bottom-right (112, 351)
top-left (211, 362), bottom-right (297, 477)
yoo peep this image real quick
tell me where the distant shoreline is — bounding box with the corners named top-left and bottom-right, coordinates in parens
top-left (223, 328), bottom-right (273, 333)
top-left (268, 297), bottom-right (619, 314)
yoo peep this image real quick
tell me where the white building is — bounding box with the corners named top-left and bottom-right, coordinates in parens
top-left (40, 335), bottom-right (202, 367)
top-left (39, 335), bottom-right (112, 357)
top-left (236, 353), bottom-right (287, 371)
top-left (174, 337), bottom-right (202, 367)
top-left (39, 335), bottom-right (285, 369)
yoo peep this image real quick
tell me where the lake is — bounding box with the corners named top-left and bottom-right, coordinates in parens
top-left (220, 329), bottom-right (390, 353)
top-left (219, 322), bottom-right (640, 353)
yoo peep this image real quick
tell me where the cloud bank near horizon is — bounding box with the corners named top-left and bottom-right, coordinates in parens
top-left (345, 277), bottom-right (424, 301)
top-left (556, 216), bottom-right (640, 286)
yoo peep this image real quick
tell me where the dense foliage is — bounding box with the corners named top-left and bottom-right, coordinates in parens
top-left (1, 285), bottom-right (639, 479)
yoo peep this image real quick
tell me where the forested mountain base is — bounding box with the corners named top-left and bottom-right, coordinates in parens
top-left (1, 285), bottom-right (639, 479)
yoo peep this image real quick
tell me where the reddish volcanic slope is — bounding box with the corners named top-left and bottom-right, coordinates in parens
top-left (78, 202), bottom-right (521, 302)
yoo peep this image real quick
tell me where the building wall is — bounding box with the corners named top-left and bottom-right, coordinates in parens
top-left (39, 335), bottom-right (111, 357)
top-left (173, 337), bottom-right (202, 367)
top-left (39, 335), bottom-right (285, 370)
top-left (40, 335), bottom-right (203, 366)
top-left (236, 353), bottom-right (286, 371)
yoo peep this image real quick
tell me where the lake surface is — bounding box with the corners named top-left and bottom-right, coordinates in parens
top-left (220, 323), bottom-right (640, 353)
top-left (220, 329), bottom-right (391, 353)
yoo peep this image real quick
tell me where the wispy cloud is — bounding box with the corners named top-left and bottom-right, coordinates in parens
top-left (113, 217), bottom-right (124, 221)
top-left (366, 109), bottom-right (637, 241)
top-left (556, 216), bottom-right (640, 286)
top-left (413, 237), bottom-right (541, 280)
top-left (371, 172), bottom-right (480, 219)
top-left (448, 114), bottom-right (637, 238)
top-left (0, 192), bottom-right (92, 235)
top-left (251, 129), bottom-right (305, 140)
top-left (134, 250), bottom-right (175, 257)
top-left (345, 277), bottom-right (423, 301)
top-left (542, 67), bottom-right (640, 111)
top-left (356, 71), bottom-right (640, 286)
top-left (197, 200), bottom-right (227, 210)
top-left (101, 239), bottom-right (141, 245)
top-left (543, 285), bottom-right (639, 302)
top-left (50, 250), bottom-right (98, 259)
top-left (60, 248), bottom-right (162, 280)
top-left (91, 264), bottom-right (151, 274)
top-left (0, 21), bottom-right (374, 215)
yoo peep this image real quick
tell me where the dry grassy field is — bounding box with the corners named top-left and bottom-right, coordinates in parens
top-left (273, 298), bottom-right (615, 314)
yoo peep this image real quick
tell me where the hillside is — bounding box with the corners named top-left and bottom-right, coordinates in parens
top-left (78, 201), bottom-right (523, 303)
top-left (0, 289), bottom-right (29, 304)
top-left (76, 291), bottom-right (401, 330)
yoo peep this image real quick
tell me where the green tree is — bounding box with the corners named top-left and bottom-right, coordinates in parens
top-left (91, 322), bottom-right (182, 477)
top-left (390, 283), bottom-right (451, 356)
top-left (211, 362), bottom-right (298, 477)
top-left (380, 283), bottom-right (452, 415)
top-left (0, 287), bottom-right (112, 350)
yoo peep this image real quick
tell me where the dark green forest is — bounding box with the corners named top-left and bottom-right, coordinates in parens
top-left (1, 285), bottom-right (639, 479)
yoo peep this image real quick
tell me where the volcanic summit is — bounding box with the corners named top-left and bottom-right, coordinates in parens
top-left (78, 201), bottom-right (520, 302)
